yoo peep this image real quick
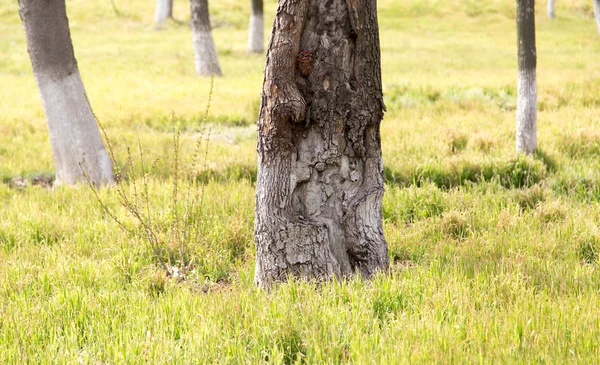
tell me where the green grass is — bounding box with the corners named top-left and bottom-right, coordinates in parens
top-left (2, 0), bottom-right (600, 363)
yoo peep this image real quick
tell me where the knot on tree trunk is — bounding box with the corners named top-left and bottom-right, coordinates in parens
top-left (296, 50), bottom-right (313, 77)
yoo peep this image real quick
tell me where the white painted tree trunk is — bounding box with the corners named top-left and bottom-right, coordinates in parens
top-left (516, 69), bottom-right (537, 154)
top-left (155, 0), bottom-right (173, 24)
top-left (594, 0), bottom-right (600, 33)
top-left (247, 0), bottom-right (264, 53)
top-left (247, 14), bottom-right (264, 53)
top-left (19, 0), bottom-right (114, 187)
top-left (190, 0), bottom-right (222, 76)
top-left (547, 0), bottom-right (555, 18)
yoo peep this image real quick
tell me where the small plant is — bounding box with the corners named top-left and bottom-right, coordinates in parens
top-left (82, 76), bottom-right (215, 281)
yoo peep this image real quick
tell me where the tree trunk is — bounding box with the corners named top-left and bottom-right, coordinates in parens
top-left (247, 0), bottom-right (264, 53)
top-left (547, 0), bottom-right (555, 18)
top-left (516, 0), bottom-right (537, 155)
top-left (254, 0), bottom-right (389, 287)
top-left (190, 0), bottom-right (221, 76)
top-left (155, 0), bottom-right (173, 24)
top-left (594, 0), bottom-right (600, 34)
top-left (18, 0), bottom-right (114, 187)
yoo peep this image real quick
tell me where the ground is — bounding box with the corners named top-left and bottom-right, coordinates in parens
top-left (1, 0), bottom-right (600, 363)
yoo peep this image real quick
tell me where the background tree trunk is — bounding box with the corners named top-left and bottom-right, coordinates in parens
top-left (190, 0), bottom-right (221, 76)
top-left (254, 0), bottom-right (389, 287)
top-left (247, 0), bottom-right (264, 53)
top-left (18, 0), bottom-right (114, 187)
top-left (594, 0), bottom-right (600, 33)
top-left (155, 0), bottom-right (173, 24)
top-left (547, 0), bottom-right (555, 18)
top-left (516, 0), bottom-right (537, 155)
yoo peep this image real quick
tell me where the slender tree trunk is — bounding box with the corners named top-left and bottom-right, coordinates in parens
top-left (547, 0), bottom-right (555, 18)
top-left (254, 0), bottom-right (389, 287)
top-left (247, 0), bottom-right (264, 53)
top-left (155, 0), bottom-right (173, 24)
top-left (516, 0), bottom-right (537, 155)
top-left (190, 0), bottom-right (221, 76)
top-left (594, 0), bottom-right (600, 33)
top-left (18, 0), bottom-right (114, 187)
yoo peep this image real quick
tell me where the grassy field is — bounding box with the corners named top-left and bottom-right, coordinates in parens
top-left (2, 0), bottom-right (600, 363)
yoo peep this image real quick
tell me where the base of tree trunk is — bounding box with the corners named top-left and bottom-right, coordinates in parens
top-left (192, 31), bottom-right (222, 76)
top-left (37, 71), bottom-right (114, 186)
top-left (516, 69), bottom-right (537, 155)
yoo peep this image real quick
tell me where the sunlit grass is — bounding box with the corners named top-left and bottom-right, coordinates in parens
top-left (1, 0), bottom-right (600, 363)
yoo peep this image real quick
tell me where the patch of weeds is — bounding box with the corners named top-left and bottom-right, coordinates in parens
top-left (274, 327), bottom-right (306, 365)
top-left (496, 209), bottom-right (518, 230)
top-left (447, 130), bottom-right (469, 154)
top-left (578, 235), bottom-right (599, 264)
top-left (385, 155), bottom-right (545, 190)
top-left (515, 184), bottom-right (546, 211)
top-left (0, 229), bottom-right (17, 252)
top-left (26, 220), bottom-right (64, 246)
top-left (147, 270), bottom-right (169, 297)
top-left (383, 184), bottom-right (446, 224)
top-left (552, 176), bottom-right (600, 202)
top-left (471, 131), bottom-right (495, 153)
top-left (84, 78), bottom-right (216, 281)
top-left (558, 129), bottom-right (600, 159)
top-left (534, 148), bottom-right (559, 173)
top-left (536, 201), bottom-right (567, 224)
top-left (441, 211), bottom-right (471, 239)
top-left (372, 285), bottom-right (412, 322)
top-left (499, 154), bottom-right (546, 188)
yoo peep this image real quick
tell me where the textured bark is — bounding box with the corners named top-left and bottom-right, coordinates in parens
top-left (247, 0), bottom-right (264, 53)
top-left (19, 0), bottom-right (114, 187)
top-left (155, 0), bottom-right (173, 24)
top-left (254, 0), bottom-right (388, 287)
top-left (594, 0), bottom-right (600, 34)
top-left (547, 0), bottom-right (555, 18)
top-left (516, 0), bottom-right (537, 155)
top-left (191, 0), bottom-right (222, 76)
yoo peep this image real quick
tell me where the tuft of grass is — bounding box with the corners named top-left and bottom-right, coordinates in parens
top-left (558, 129), bottom-right (600, 158)
top-left (441, 210), bottom-right (471, 239)
top-left (515, 184), bottom-right (546, 210)
top-left (536, 200), bottom-right (568, 224)
top-left (578, 235), bottom-right (599, 264)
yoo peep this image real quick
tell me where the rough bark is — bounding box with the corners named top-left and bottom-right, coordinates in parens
top-left (155, 0), bottom-right (173, 24)
top-left (547, 0), bottom-right (555, 18)
top-left (18, 0), bottom-right (114, 187)
top-left (516, 0), bottom-right (537, 155)
top-left (190, 0), bottom-right (222, 76)
top-left (248, 0), bottom-right (264, 53)
top-left (594, 0), bottom-right (600, 34)
top-left (254, 0), bottom-right (389, 287)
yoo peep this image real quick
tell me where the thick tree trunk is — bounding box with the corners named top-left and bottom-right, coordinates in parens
top-left (18, 0), bottom-right (114, 187)
top-left (247, 0), bottom-right (264, 53)
top-left (190, 0), bottom-right (221, 76)
top-left (594, 0), bottom-right (600, 33)
top-left (254, 0), bottom-right (389, 287)
top-left (155, 0), bottom-right (173, 24)
top-left (516, 0), bottom-right (537, 155)
top-left (547, 0), bottom-right (555, 18)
